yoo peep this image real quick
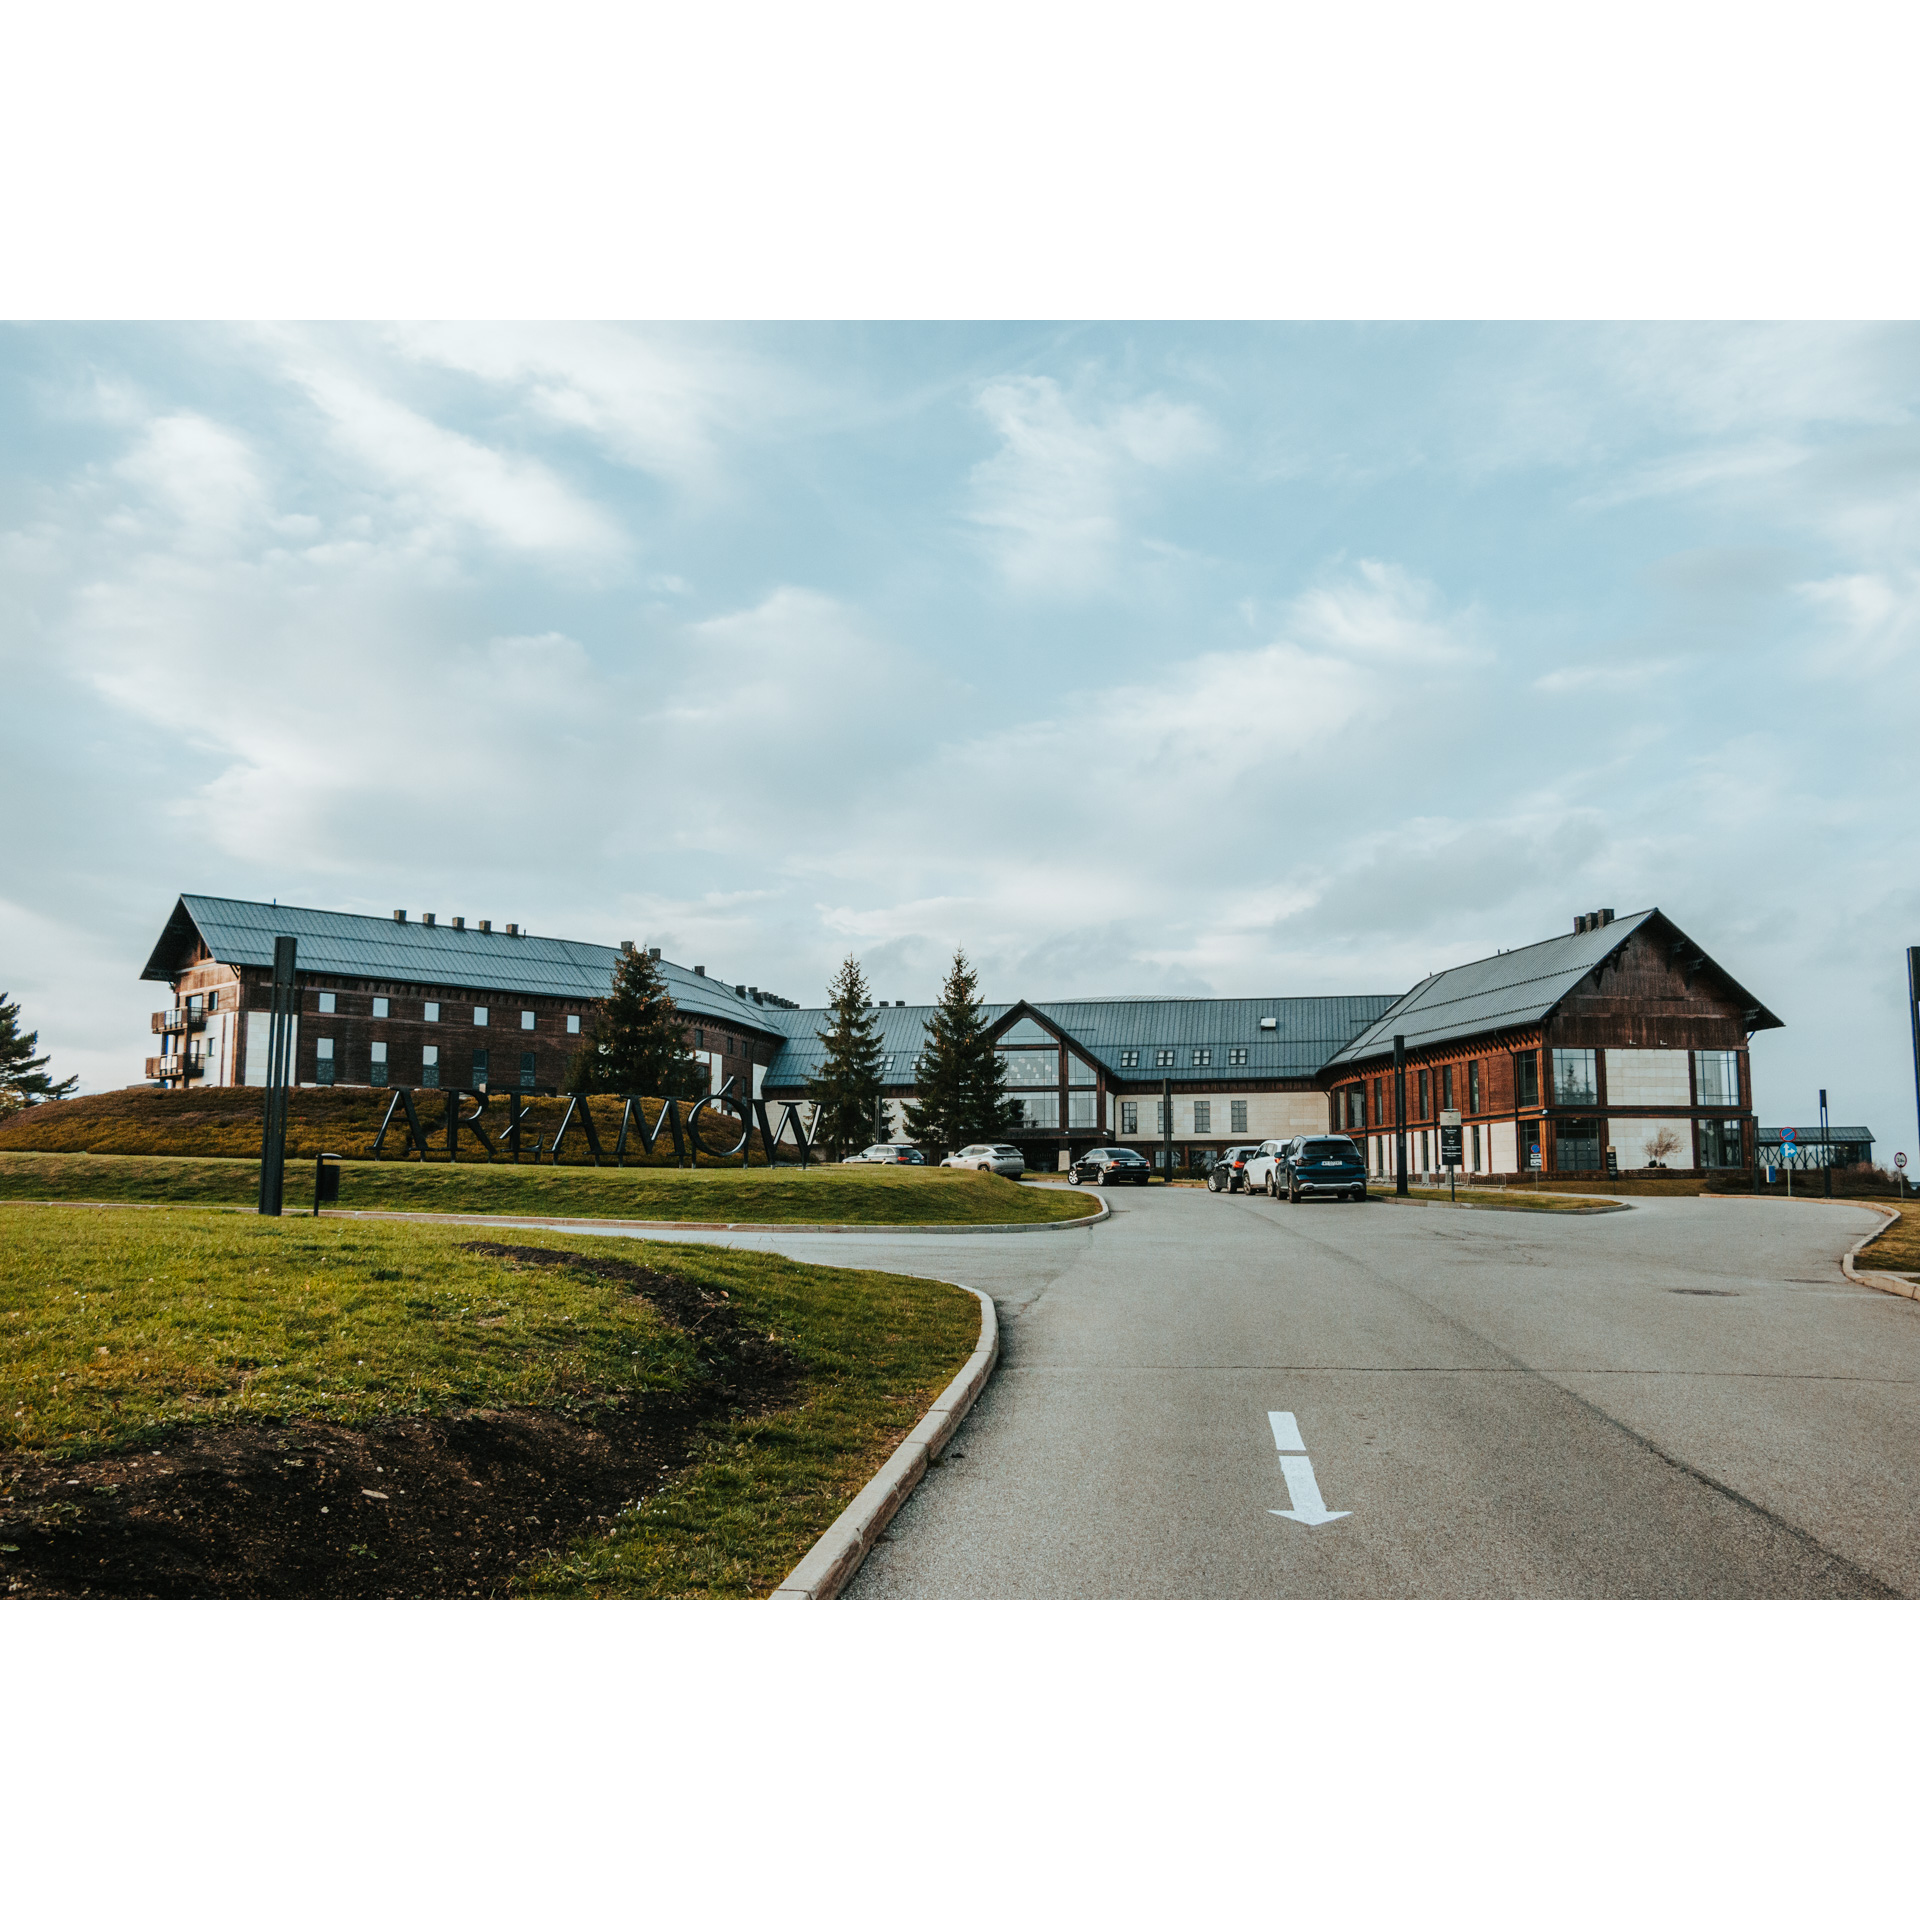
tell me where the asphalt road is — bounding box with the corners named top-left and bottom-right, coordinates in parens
top-left (574, 1188), bottom-right (1919, 1598)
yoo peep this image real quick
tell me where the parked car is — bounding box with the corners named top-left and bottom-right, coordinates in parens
top-left (942, 1142), bottom-right (1026, 1178)
top-left (1206, 1144), bottom-right (1264, 1193)
top-left (1241, 1139), bottom-right (1296, 1194)
top-left (1283, 1134), bottom-right (1369, 1202)
top-left (841, 1143), bottom-right (925, 1165)
top-left (1067, 1146), bottom-right (1151, 1187)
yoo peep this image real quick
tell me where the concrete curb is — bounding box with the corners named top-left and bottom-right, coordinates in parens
top-left (769, 1283), bottom-right (999, 1602)
top-left (334, 1194), bottom-right (1108, 1236)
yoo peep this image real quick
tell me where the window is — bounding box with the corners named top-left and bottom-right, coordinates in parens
top-left (1699, 1117), bottom-right (1743, 1167)
top-left (315, 1036), bottom-right (335, 1087)
top-left (1520, 1118), bottom-right (1541, 1168)
top-left (521, 1010), bottom-right (535, 1031)
top-left (318, 991), bottom-right (336, 1013)
top-left (1695, 1050), bottom-right (1740, 1107)
top-left (1371, 1079), bottom-right (1383, 1127)
top-left (1120, 1049), bottom-right (1139, 1068)
top-left (1418, 1070), bottom-right (1429, 1120)
top-left (1230, 1099), bottom-right (1247, 1132)
top-left (372, 997), bottom-right (389, 1018)
top-left (1067, 1052), bottom-right (1095, 1087)
top-left (1068, 1091), bottom-right (1097, 1128)
top-left (566, 1014), bottom-right (581, 1035)
top-left (473, 1006), bottom-right (489, 1027)
top-left (1191, 1048), bottom-right (1211, 1068)
top-left (1556, 1117), bottom-right (1601, 1171)
top-left (1016, 1091), bottom-right (1060, 1129)
top-left (1229, 1047), bottom-right (1247, 1066)
top-left (1468, 1059), bottom-right (1481, 1115)
top-left (187, 994), bottom-right (202, 1014)
top-left (370, 1039), bottom-right (388, 1088)
top-left (998, 1017), bottom-right (1052, 1044)
top-left (1000, 1048), bottom-right (1059, 1087)
top-left (1121, 1101), bottom-right (1139, 1134)
top-left (520, 1051), bottom-right (537, 1090)
top-left (1193, 1101), bottom-right (1212, 1133)
top-left (1552, 1049), bottom-right (1597, 1105)
top-left (207, 990), bottom-right (219, 1011)
top-left (1155, 1048), bottom-right (1175, 1068)
top-left (1471, 1125), bottom-right (1482, 1171)
top-left (1421, 1131), bottom-right (1430, 1172)
top-left (1440, 1064), bottom-right (1454, 1112)
top-left (424, 1002), bottom-right (440, 1023)
top-left (1152, 1100), bottom-right (1168, 1133)
top-left (1514, 1050), bottom-right (1539, 1107)
top-left (694, 1029), bottom-right (704, 1049)
top-left (421, 1044), bottom-right (440, 1088)
top-left (471, 1048), bottom-right (489, 1090)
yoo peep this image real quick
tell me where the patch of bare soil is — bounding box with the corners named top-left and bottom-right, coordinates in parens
top-left (0, 1245), bottom-right (802, 1599)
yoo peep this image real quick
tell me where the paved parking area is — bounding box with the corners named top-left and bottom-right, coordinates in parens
top-left (564, 1189), bottom-right (1917, 1597)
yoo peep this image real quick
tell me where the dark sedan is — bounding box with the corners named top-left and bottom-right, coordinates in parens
top-left (1069, 1147), bottom-right (1152, 1187)
top-left (1284, 1134), bottom-right (1369, 1202)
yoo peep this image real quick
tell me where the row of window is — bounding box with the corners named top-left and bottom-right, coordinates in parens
top-left (1114, 1047), bottom-right (1250, 1070)
top-left (1342, 1048), bottom-right (1743, 1127)
top-left (1367, 1115), bottom-right (1748, 1176)
top-left (1115, 1100), bottom-right (1251, 1136)
top-left (312, 1039), bottom-right (541, 1090)
top-left (311, 990), bottom-right (580, 1034)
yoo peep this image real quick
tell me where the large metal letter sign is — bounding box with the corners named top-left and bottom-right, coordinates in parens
top-left (258, 934), bottom-right (297, 1216)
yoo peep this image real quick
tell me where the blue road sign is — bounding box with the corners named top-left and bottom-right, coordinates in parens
top-left (1780, 1126), bottom-right (1797, 1143)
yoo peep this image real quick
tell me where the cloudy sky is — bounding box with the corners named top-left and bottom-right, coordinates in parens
top-left (2, 322), bottom-right (1916, 1155)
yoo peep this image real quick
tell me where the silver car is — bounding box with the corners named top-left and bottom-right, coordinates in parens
top-left (942, 1142), bottom-right (1026, 1178)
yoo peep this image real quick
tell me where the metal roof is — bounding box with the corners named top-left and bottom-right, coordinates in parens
top-left (1325, 909), bottom-right (1783, 1069)
top-left (1758, 1126), bottom-right (1874, 1144)
top-left (759, 993), bottom-right (1398, 1091)
top-left (143, 894), bottom-right (786, 1036)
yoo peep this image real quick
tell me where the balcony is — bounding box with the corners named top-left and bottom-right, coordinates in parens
top-left (145, 1055), bottom-right (202, 1081)
top-left (152, 1008), bottom-right (207, 1033)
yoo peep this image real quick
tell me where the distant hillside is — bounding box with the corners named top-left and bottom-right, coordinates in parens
top-left (0, 1085), bottom-right (797, 1165)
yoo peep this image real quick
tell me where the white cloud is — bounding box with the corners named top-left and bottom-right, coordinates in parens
top-left (966, 374), bottom-right (1215, 594)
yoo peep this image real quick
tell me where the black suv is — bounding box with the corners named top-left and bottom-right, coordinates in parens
top-left (1069, 1147), bottom-right (1151, 1187)
top-left (1206, 1144), bottom-right (1263, 1193)
top-left (1284, 1134), bottom-right (1369, 1202)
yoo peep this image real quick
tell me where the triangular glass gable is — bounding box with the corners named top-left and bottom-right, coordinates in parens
top-left (996, 1017), bottom-right (1053, 1045)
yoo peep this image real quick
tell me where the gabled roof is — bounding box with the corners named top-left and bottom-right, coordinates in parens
top-left (758, 991), bottom-right (1398, 1091)
top-left (1325, 909), bottom-right (1783, 1069)
top-left (141, 894), bottom-right (786, 1036)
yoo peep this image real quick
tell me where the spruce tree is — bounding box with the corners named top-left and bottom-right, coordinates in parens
top-left (905, 950), bottom-right (984, 1162)
top-left (566, 948), bottom-right (704, 1099)
top-left (807, 956), bottom-right (885, 1159)
top-left (0, 993), bottom-right (78, 1112)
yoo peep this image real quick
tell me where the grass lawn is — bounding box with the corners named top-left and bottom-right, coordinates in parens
top-left (1372, 1187), bottom-right (1622, 1213)
top-left (1853, 1198), bottom-right (1920, 1273)
top-left (1, 1207), bottom-right (981, 1598)
top-left (0, 1151), bottom-right (1099, 1226)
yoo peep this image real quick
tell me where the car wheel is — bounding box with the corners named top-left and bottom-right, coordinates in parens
top-left (1287, 1180), bottom-right (1300, 1204)
top-left (1067, 1168), bottom-right (1081, 1185)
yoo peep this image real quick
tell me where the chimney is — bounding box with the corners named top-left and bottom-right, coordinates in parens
top-left (648, 947), bottom-right (661, 960)
top-left (1599, 907), bottom-right (1615, 925)
top-left (393, 910), bottom-right (407, 923)
top-left (693, 964), bottom-right (706, 976)
top-left (620, 941), bottom-right (635, 956)
top-left (896, 999), bottom-right (906, 1007)
top-left (451, 916), bottom-right (465, 930)
top-left (478, 919), bottom-right (492, 932)
top-left (505, 923), bottom-right (520, 936)
top-left (422, 912), bottom-right (436, 927)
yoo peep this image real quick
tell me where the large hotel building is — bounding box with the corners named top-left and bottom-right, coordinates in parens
top-left (142, 895), bottom-right (1779, 1177)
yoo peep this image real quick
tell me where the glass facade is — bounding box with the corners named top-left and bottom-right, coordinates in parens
top-left (1068, 1091), bottom-right (1097, 1129)
top-left (1067, 1053), bottom-right (1096, 1086)
top-left (1520, 1118), bottom-right (1541, 1168)
top-left (1000, 1048), bottom-right (1059, 1087)
top-left (1699, 1117), bottom-right (1744, 1167)
top-left (1016, 1091), bottom-right (1060, 1129)
top-left (999, 1017), bottom-right (1052, 1044)
top-left (1695, 1051), bottom-right (1740, 1106)
top-left (1555, 1117), bottom-right (1601, 1171)
top-left (1514, 1050), bottom-right (1540, 1106)
top-left (1552, 1050), bottom-right (1597, 1104)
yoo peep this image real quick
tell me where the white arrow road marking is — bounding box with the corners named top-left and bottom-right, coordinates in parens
top-left (1267, 1411), bottom-right (1351, 1527)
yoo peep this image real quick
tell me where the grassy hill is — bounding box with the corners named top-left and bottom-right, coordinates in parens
top-left (0, 1150), bottom-right (1100, 1224)
top-left (0, 1083), bottom-right (795, 1167)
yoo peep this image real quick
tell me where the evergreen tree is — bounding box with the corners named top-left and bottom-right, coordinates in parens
top-left (565, 948), bottom-right (704, 1099)
top-left (807, 956), bottom-right (885, 1158)
top-left (905, 951), bottom-right (1022, 1161)
top-left (0, 993), bottom-right (78, 1112)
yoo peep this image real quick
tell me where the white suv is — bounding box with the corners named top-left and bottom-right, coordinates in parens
top-left (942, 1142), bottom-right (1026, 1179)
top-left (1241, 1140), bottom-right (1294, 1194)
